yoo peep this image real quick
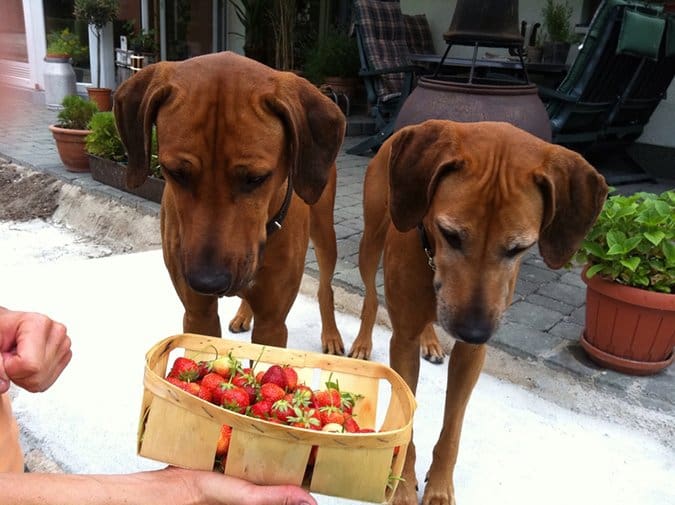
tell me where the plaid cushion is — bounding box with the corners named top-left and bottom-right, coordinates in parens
top-left (353, 0), bottom-right (411, 100)
top-left (404, 14), bottom-right (436, 55)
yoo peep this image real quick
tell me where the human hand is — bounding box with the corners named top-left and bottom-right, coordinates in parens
top-left (0, 308), bottom-right (72, 394)
top-left (163, 466), bottom-right (318, 505)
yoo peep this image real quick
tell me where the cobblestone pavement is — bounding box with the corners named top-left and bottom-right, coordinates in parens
top-left (1, 90), bottom-right (673, 419)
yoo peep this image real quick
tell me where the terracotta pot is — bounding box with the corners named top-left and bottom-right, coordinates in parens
top-left (49, 125), bottom-right (92, 172)
top-left (89, 155), bottom-right (165, 204)
top-left (394, 76), bottom-right (552, 142)
top-left (581, 267), bottom-right (675, 375)
top-left (323, 77), bottom-right (359, 99)
top-left (87, 87), bottom-right (113, 111)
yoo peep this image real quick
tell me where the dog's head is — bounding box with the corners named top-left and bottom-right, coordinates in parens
top-left (386, 120), bottom-right (608, 345)
top-left (114, 52), bottom-right (345, 296)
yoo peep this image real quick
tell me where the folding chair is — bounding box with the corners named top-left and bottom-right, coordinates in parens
top-left (347, 0), bottom-right (428, 155)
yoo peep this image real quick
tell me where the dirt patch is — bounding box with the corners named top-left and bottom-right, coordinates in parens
top-left (0, 160), bottom-right (61, 221)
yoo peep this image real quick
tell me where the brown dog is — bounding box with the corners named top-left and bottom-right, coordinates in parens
top-left (350, 120), bottom-right (608, 505)
top-left (114, 52), bottom-right (347, 353)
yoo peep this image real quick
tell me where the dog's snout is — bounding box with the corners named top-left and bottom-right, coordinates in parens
top-left (453, 317), bottom-right (493, 345)
top-left (187, 269), bottom-right (234, 296)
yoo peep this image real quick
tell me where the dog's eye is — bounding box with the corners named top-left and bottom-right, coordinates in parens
top-left (440, 227), bottom-right (462, 251)
top-left (504, 243), bottom-right (533, 259)
top-left (164, 166), bottom-right (189, 188)
top-left (242, 172), bottom-right (271, 192)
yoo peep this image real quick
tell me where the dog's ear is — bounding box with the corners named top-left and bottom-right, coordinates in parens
top-left (388, 120), bottom-right (464, 232)
top-left (264, 76), bottom-right (346, 204)
top-left (113, 62), bottom-right (175, 188)
top-left (535, 146), bottom-right (608, 269)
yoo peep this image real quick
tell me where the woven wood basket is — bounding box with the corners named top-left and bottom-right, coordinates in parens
top-left (138, 333), bottom-right (416, 503)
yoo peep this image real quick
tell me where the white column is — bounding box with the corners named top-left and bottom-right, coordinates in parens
top-left (23, 0), bottom-right (46, 90)
top-left (88, 22), bottom-right (115, 89)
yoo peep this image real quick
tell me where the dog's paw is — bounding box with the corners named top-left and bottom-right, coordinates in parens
top-left (228, 316), bottom-right (252, 333)
top-left (421, 347), bottom-right (445, 365)
top-left (322, 338), bottom-right (345, 356)
top-left (347, 340), bottom-right (372, 361)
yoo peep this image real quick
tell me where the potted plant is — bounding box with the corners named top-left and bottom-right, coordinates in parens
top-left (86, 111), bottom-right (164, 203)
top-left (49, 94), bottom-right (99, 172)
top-left (43, 29), bottom-right (86, 109)
top-left (304, 28), bottom-right (361, 102)
top-left (541, 0), bottom-right (574, 64)
top-left (74, 0), bottom-right (119, 111)
top-left (572, 190), bottom-right (675, 375)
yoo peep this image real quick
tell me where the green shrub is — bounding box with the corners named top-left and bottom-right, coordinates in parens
top-left (56, 95), bottom-right (98, 130)
top-left (542, 0), bottom-right (574, 43)
top-left (85, 112), bottom-right (126, 161)
top-left (572, 190), bottom-right (675, 293)
top-left (46, 28), bottom-right (88, 63)
top-left (84, 111), bottom-right (162, 178)
top-left (304, 29), bottom-right (360, 83)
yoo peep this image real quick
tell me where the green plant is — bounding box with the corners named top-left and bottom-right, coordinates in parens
top-left (541, 0), bottom-right (574, 43)
top-left (84, 111), bottom-right (162, 178)
top-left (55, 95), bottom-right (99, 130)
top-left (46, 28), bottom-right (88, 63)
top-left (74, 0), bottom-right (119, 87)
top-left (303, 29), bottom-right (360, 83)
top-left (572, 190), bottom-right (675, 293)
top-left (229, 0), bottom-right (272, 63)
top-left (85, 112), bottom-right (126, 161)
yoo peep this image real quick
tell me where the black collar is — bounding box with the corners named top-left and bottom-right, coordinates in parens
top-left (418, 223), bottom-right (436, 271)
top-left (265, 172), bottom-right (294, 236)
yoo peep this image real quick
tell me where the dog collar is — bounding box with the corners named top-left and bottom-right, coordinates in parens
top-left (417, 224), bottom-right (436, 271)
top-left (266, 173), bottom-right (294, 236)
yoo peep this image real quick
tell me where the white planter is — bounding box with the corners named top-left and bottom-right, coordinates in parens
top-left (43, 56), bottom-right (77, 110)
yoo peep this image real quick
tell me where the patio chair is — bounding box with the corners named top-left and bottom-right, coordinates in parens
top-left (346, 0), bottom-right (429, 155)
top-left (540, 0), bottom-right (675, 151)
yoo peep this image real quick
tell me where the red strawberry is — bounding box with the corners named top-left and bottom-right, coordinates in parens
top-left (259, 383), bottom-right (286, 403)
top-left (313, 388), bottom-right (341, 409)
top-left (232, 369), bottom-right (259, 404)
top-left (215, 425), bottom-right (232, 458)
top-left (288, 407), bottom-right (321, 430)
top-left (212, 381), bottom-right (236, 407)
top-left (340, 391), bottom-right (363, 414)
top-left (168, 357), bottom-right (200, 382)
top-left (271, 397), bottom-right (294, 423)
top-left (220, 386), bottom-right (250, 413)
top-left (343, 415), bottom-right (360, 433)
top-left (261, 365), bottom-right (288, 390)
top-left (196, 384), bottom-right (213, 403)
top-left (255, 371), bottom-right (265, 384)
top-left (211, 353), bottom-right (241, 379)
top-left (200, 372), bottom-right (226, 394)
top-left (292, 385), bottom-right (313, 408)
top-left (196, 360), bottom-right (212, 378)
top-left (282, 365), bottom-right (298, 391)
top-left (249, 400), bottom-right (273, 420)
top-left (319, 405), bottom-right (345, 426)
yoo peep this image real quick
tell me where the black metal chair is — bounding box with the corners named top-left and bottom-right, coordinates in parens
top-left (540, 0), bottom-right (675, 152)
top-left (347, 0), bottom-right (428, 155)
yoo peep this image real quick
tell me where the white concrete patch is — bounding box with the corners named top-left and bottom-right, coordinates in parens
top-left (1, 220), bottom-right (673, 505)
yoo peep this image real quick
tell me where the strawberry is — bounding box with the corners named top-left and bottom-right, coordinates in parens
top-left (200, 372), bottom-right (226, 394)
top-left (196, 384), bottom-right (213, 403)
top-left (249, 400), bottom-right (273, 420)
top-left (211, 353), bottom-right (241, 379)
top-left (318, 405), bottom-right (345, 426)
top-left (168, 357), bottom-right (200, 382)
top-left (261, 365), bottom-right (288, 390)
top-left (196, 360), bottom-right (213, 378)
top-left (340, 391), bottom-right (363, 414)
top-left (232, 368), bottom-right (259, 404)
top-left (259, 383), bottom-right (286, 404)
top-left (282, 365), bottom-right (298, 391)
top-left (287, 407), bottom-right (321, 430)
top-left (343, 415), bottom-right (360, 433)
top-left (220, 385), bottom-right (250, 413)
top-left (292, 385), bottom-right (313, 408)
top-left (215, 425), bottom-right (232, 458)
top-left (212, 381), bottom-right (237, 407)
top-left (313, 388), bottom-right (341, 409)
top-left (271, 397), bottom-right (294, 423)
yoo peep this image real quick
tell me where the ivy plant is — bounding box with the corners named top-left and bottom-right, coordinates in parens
top-left (572, 190), bottom-right (675, 293)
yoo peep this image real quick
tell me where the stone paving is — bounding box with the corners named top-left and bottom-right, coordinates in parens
top-left (1, 89), bottom-right (673, 417)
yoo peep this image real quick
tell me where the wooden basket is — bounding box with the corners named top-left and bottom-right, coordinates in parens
top-left (138, 333), bottom-right (416, 503)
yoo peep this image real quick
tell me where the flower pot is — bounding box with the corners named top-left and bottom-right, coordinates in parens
top-left (87, 87), bottom-right (113, 111)
top-left (88, 155), bottom-right (165, 204)
top-left (581, 267), bottom-right (675, 375)
top-left (43, 56), bottom-right (77, 110)
top-left (49, 125), bottom-right (91, 172)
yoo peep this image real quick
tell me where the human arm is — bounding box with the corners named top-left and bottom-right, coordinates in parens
top-left (0, 307), bottom-right (72, 394)
top-left (0, 466), bottom-right (316, 505)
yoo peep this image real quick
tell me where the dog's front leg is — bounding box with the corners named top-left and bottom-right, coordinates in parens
top-left (422, 341), bottom-right (486, 505)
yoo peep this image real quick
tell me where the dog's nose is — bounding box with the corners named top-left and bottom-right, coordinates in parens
top-left (453, 319), bottom-right (493, 345)
top-left (188, 270), bottom-right (234, 295)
